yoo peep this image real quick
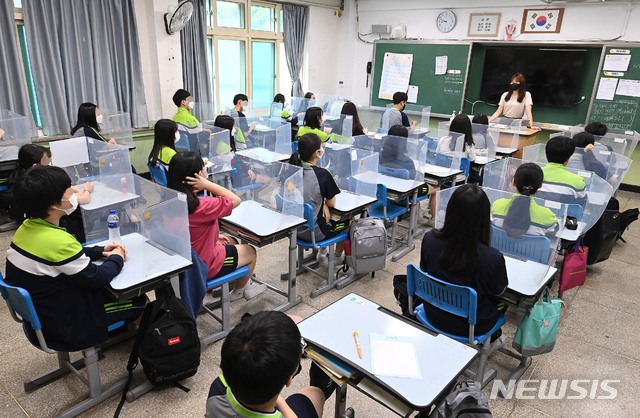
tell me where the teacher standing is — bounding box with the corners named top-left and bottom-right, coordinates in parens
top-left (489, 73), bottom-right (541, 131)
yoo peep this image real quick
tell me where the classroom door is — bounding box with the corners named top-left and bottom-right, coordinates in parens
top-left (251, 41), bottom-right (276, 110)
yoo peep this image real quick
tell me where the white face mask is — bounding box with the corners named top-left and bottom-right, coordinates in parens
top-left (96, 114), bottom-right (103, 124)
top-left (175, 131), bottom-right (181, 143)
top-left (57, 193), bottom-right (78, 216)
top-left (188, 101), bottom-right (195, 110)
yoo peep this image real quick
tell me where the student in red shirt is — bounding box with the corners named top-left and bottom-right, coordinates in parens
top-left (166, 152), bottom-right (266, 301)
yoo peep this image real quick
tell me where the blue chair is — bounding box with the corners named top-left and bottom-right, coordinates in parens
top-left (367, 184), bottom-right (407, 254)
top-left (406, 264), bottom-right (506, 387)
top-left (292, 140), bottom-right (298, 153)
top-left (490, 224), bottom-right (552, 264)
top-left (0, 274), bottom-right (130, 417)
top-left (566, 203), bottom-right (584, 221)
top-left (378, 165), bottom-right (410, 179)
top-left (147, 161), bottom-right (167, 186)
top-left (291, 202), bottom-right (349, 298)
top-left (200, 265), bottom-right (251, 347)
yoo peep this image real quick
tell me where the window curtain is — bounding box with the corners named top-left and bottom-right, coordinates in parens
top-left (283, 4), bottom-right (308, 98)
top-left (0, 0), bottom-right (33, 124)
top-left (22, 0), bottom-right (148, 136)
top-left (181, 0), bottom-right (212, 107)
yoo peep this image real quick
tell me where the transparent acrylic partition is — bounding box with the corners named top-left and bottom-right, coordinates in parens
top-left (0, 109), bottom-right (34, 161)
top-left (99, 109), bottom-right (134, 148)
top-left (81, 174), bottom-right (191, 283)
top-left (270, 102), bottom-right (284, 120)
top-left (471, 122), bottom-right (498, 159)
top-left (483, 157), bottom-right (614, 234)
top-left (251, 161), bottom-right (304, 220)
top-left (290, 96), bottom-right (312, 126)
top-left (357, 106), bottom-right (390, 135)
top-left (328, 115), bottom-right (353, 145)
top-left (193, 102), bottom-right (217, 124)
top-left (314, 93), bottom-right (338, 116)
top-left (348, 149), bottom-right (379, 198)
top-left (407, 136), bottom-right (462, 183)
top-left (351, 134), bottom-right (383, 153)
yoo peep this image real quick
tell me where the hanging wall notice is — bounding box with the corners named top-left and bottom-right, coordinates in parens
top-left (378, 53), bottom-right (414, 100)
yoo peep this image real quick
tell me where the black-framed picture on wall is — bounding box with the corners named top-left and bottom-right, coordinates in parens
top-left (521, 8), bottom-right (564, 34)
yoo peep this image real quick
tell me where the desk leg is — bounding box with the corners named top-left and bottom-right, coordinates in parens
top-left (334, 383), bottom-right (348, 418)
top-left (275, 229), bottom-right (302, 312)
top-left (497, 347), bottom-right (533, 398)
top-left (391, 190), bottom-right (417, 262)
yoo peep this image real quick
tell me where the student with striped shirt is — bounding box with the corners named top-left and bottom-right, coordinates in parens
top-left (539, 136), bottom-right (587, 204)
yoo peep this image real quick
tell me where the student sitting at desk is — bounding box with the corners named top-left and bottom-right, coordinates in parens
top-left (296, 107), bottom-right (330, 143)
top-left (584, 121), bottom-right (608, 137)
top-left (289, 133), bottom-right (347, 264)
top-left (273, 93), bottom-right (298, 126)
top-left (9, 144), bottom-right (94, 241)
top-left (232, 93), bottom-right (256, 140)
top-left (569, 132), bottom-right (609, 181)
top-left (380, 125), bottom-right (438, 220)
top-left (420, 184), bottom-right (508, 340)
top-left (206, 310), bottom-right (334, 418)
top-left (491, 163), bottom-right (558, 237)
top-left (471, 113), bottom-right (491, 155)
top-left (539, 136), bottom-right (587, 203)
top-left (148, 119), bottom-right (179, 171)
top-left (5, 165), bottom-right (145, 351)
top-left (340, 101), bottom-right (367, 136)
top-left (70, 103), bottom-right (117, 144)
top-left (488, 72), bottom-right (540, 131)
top-left (380, 92), bottom-right (416, 133)
top-left (167, 152), bottom-right (267, 302)
top-left (437, 114), bottom-right (477, 162)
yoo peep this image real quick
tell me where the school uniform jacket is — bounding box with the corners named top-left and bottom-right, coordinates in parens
top-left (491, 194), bottom-right (558, 236)
top-left (539, 162), bottom-right (587, 204)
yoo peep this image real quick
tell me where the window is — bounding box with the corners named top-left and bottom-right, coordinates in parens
top-left (207, 0), bottom-right (283, 114)
top-left (13, 2), bottom-right (42, 128)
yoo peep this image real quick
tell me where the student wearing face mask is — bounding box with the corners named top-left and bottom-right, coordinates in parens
top-left (296, 107), bottom-right (330, 142)
top-left (172, 89), bottom-right (210, 153)
top-left (148, 119), bottom-right (180, 170)
top-left (5, 165), bottom-right (146, 352)
top-left (489, 73), bottom-right (540, 131)
top-left (70, 103), bottom-right (117, 144)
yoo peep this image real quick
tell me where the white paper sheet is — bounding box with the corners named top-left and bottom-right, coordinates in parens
top-left (435, 56), bottom-right (448, 75)
top-left (378, 53), bottom-right (413, 101)
top-left (603, 54), bottom-right (631, 72)
top-left (407, 85), bottom-right (419, 103)
top-left (616, 79), bottom-right (640, 98)
top-left (370, 333), bottom-right (421, 379)
top-left (595, 77), bottom-right (618, 101)
top-left (50, 136), bottom-right (90, 167)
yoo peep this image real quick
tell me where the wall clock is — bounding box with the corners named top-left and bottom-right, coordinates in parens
top-left (436, 10), bottom-right (457, 33)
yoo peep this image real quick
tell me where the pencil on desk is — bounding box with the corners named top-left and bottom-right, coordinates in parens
top-left (353, 331), bottom-right (363, 359)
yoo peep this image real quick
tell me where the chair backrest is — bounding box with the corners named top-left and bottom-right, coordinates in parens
top-left (147, 162), bottom-right (168, 186)
top-left (378, 165), bottom-right (410, 180)
top-left (376, 183), bottom-right (388, 207)
top-left (566, 203), bottom-right (584, 221)
top-left (302, 203), bottom-right (316, 232)
top-left (490, 224), bottom-right (551, 264)
top-left (459, 157), bottom-right (470, 176)
top-left (0, 275), bottom-right (55, 353)
top-left (406, 264), bottom-right (477, 326)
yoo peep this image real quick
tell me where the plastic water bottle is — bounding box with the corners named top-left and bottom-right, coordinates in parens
top-left (120, 177), bottom-right (128, 196)
top-left (107, 210), bottom-right (120, 243)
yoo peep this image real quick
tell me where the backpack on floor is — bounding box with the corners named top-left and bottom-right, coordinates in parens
top-left (583, 209), bottom-right (620, 265)
top-left (618, 208), bottom-right (639, 242)
top-left (392, 274), bottom-right (424, 320)
top-left (429, 380), bottom-right (493, 418)
top-left (115, 285), bottom-right (201, 417)
top-left (346, 217), bottom-right (387, 274)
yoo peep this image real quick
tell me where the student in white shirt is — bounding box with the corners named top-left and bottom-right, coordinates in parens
top-left (489, 73), bottom-right (541, 131)
top-left (437, 113), bottom-right (477, 162)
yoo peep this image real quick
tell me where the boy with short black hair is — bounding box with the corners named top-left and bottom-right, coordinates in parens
top-left (379, 91), bottom-right (415, 133)
top-left (5, 166), bottom-right (145, 352)
top-left (173, 88), bottom-right (208, 152)
top-left (206, 311), bottom-right (335, 418)
top-left (540, 136), bottom-right (587, 202)
top-left (232, 93), bottom-right (255, 139)
top-left (584, 121), bottom-right (608, 137)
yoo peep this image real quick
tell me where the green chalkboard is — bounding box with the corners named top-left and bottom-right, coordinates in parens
top-left (370, 40), bottom-right (472, 116)
top-left (463, 45), bottom-right (603, 127)
top-left (589, 46), bottom-right (640, 132)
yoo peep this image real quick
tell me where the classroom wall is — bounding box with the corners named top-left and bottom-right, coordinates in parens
top-left (339, 0), bottom-right (640, 105)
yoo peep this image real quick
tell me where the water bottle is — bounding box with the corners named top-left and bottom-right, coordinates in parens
top-left (120, 177), bottom-right (128, 196)
top-left (107, 210), bottom-right (120, 243)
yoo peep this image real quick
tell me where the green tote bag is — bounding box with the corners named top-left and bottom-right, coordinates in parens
top-left (512, 290), bottom-right (564, 356)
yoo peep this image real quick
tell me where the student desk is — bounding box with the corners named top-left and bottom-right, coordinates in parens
top-left (298, 293), bottom-right (477, 417)
top-left (473, 156), bottom-right (498, 166)
top-left (351, 172), bottom-right (424, 261)
top-left (494, 146), bottom-right (519, 158)
top-left (331, 190), bottom-right (377, 222)
top-left (496, 255), bottom-right (558, 397)
top-left (219, 200), bottom-right (306, 311)
top-left (94, 233), bottom-right (192, 299)
top-left (557, 221), bottom-right (587, 241)
top-left (416, 162), bottom-right (463, 187)
top-left (79, 181), bottom-right (140, 211)
top-left (235, 147), bottom-right (290, 164)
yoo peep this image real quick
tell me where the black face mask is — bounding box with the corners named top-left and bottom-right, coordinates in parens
top-left (509, 83), bottom-right (520, 91)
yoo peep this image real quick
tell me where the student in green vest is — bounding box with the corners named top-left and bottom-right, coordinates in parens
top-left (232, 93), bottom-right (256, 140)
top-left (70, 103), bottom-right (116, 144)
top-left (296, 107), bottom-right (329, 143)
top-left (492, 162), bottom-right (558, 237)
top-left (148, 119), bottom-right (179, 170)
top-left (539, 136), bottom-right (587, 203)
top-left (172, 89), bottom-right (210, 153)
top-left (273, 93), bottom-right (298, 126)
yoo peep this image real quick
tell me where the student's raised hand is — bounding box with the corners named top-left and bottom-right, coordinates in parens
top-left (217, 235), bottom-right (232, 245)
top-left (185, 172), bottom-right (209, 192)
top-left (585, 144), bottom-right (595, 151)
top-left (411, 120), bottom-right (418, 128)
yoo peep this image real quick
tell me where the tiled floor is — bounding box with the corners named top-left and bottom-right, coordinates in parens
top-left (1, 190), bottom-right (639, 417)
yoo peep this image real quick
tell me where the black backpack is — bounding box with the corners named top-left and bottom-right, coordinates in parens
top-left (392, 274), bottom-right (425, 320)
top-left (618, 208), bottom-right (639, 242)
top-left (115, 285), bottom-right (200, 417)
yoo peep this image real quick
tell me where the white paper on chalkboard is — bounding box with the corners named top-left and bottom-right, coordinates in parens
top-left (616, 79), bottom-right (640, 98)
top-left (50, 136), bottom-right (89, 168)
top-left (407, 85), bottom-right (419, 103)
top-left (603, 54), bottom-right (631, 72)
top-left (378, 53), bottom-right (414, 101)
top-left (435, 56), bottom-right (448, 75)
top-left (596, 77), bottom-right (618, 100)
